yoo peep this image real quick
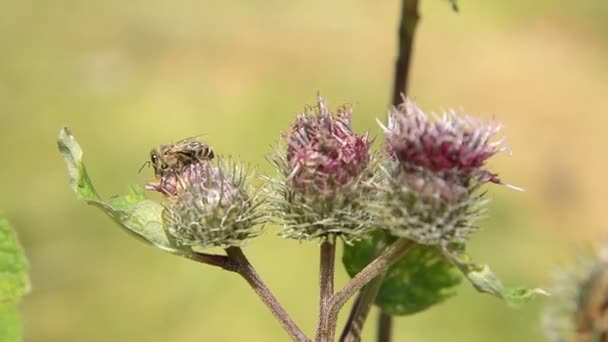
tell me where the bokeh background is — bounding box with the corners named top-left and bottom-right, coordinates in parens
top-left (1, 0), bottom-right (607, 340)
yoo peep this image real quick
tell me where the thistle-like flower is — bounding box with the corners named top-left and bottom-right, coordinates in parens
top-left (148, 161), bottom-right (266, 249)
top-left (267, 95), bottom-right (375, 242)
top-left (543, 243), bottom-right (608, 342)
top-left (378, 99), bottom-right (515, 245)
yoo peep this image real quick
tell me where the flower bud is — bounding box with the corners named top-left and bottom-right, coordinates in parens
top-left (378, 99), bottom-right (513, 245)
top-left (150, 161), bottom-right (265, 249)
top-left (267, 95), bottom-right (375, 242)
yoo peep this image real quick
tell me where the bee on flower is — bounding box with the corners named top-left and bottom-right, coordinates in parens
top-left (145, 140), bottom-right (266, 249)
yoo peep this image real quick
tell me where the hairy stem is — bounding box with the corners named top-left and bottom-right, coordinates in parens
top-left (211, 247), bottom-right (311, 342)
top-left (315, 239), bottom-right (337, 341)
top-left (320, 239), bottom-right (414, 342)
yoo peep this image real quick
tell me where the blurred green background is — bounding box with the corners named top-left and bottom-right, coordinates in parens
top-left (1, 0), bottom-right (607, 340)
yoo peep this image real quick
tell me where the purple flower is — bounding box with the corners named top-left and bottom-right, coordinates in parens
top-left (267, 95), bottom-right (376, 242)
top-left (377, 99), bottom-right (520, 245)
top-left (381, 99), bottom-right (519, 199)
top-left (284, 95), bottom-right (371, 197)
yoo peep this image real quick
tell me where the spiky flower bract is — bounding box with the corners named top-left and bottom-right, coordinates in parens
top-left (267, 95), bottom-right (376, 242)
top-left (377, 99), bottom-right (513, 245)
top-left (543, 243), bottom-right (608, 342)
top-left (149, 160), bottom-right (266, 250)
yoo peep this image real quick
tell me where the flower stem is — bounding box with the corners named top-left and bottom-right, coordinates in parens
top-left (339, 237), bottom-right (389, 342)
top-left (223, 247), bottom-right (311, 342)
top-left (315, 239), bottom-right (336, 341)
top-left (339, 293), bottom-right (364, 342)
top-left (188, 252), bottom-right (238, 271)
top-left (190, 248), bottom-right (310, 341)
top-left (339, 273), bottom-right (387, 342)
top-left (318, 239), bottom-right (414, 342)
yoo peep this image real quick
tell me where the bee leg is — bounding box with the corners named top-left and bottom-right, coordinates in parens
top-left (159, 175), bottom-right (168, 195)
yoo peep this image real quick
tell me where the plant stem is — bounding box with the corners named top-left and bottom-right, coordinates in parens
top-left (391, 0), bottom-right (420, 107)
top-left (339, 273), bottom-right (387, 342)
top-left (319, 239), bottom-right (414, 342)
top-left (341, 0), bottom-right (421, 336)
top-left (380, 0), bottom-right (421, 340)
top-left (339, 237), bottom-right (389, 342)
top-left (377, 312), bottom-right (393, 342)
top-left (339, 293), bottom-right (364, 342)
top-left (315, 239), bottom-right (336, 341)
top-left (188, 252), bottom-right (238, 271)
top-left (223, 247), bottom-right (311, 342)
top-left (189, 247), bottom-right (310, 341)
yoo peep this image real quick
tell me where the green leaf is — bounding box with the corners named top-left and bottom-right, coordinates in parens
top-left (0, 304), bottom-right (21, 342)
top-left (57, 127), bottom-right (178, 253)
top-left (443, 247), bottom-right (549, 304)
top-left (343, 232), bottom-right (462, 315)
top-left (0, 215), bottom-right (28, 342)
top-left (0, 216), bottom-right (29, 303)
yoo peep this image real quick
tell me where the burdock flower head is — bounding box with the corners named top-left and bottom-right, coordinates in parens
top-left (149, 161), bottom-right (265, 250)
top-left (267, 95), bottom-right (375, 242)
top-left (378, 99), bottom-right (517, 245)
top-left (543, 243), bottom-right (608, 341)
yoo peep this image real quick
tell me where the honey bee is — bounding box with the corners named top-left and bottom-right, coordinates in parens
top-left (145, 137), bottom-right (215, 178)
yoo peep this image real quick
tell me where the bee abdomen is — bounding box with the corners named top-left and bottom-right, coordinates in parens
top-left (197, 146), bottom-right (215, 160)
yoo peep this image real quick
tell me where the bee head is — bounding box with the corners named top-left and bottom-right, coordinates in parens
top-left (150, 150), bottom-right (159, 165)
top-left (150, 149), bottom-right (171, 175)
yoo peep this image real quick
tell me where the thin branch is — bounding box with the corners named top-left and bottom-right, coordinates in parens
top-left (315, 239), bottom-right (337, 341)
top-left (186, 252), bottom-right (239, 271)
top-left (188, 249), bottom-right (310, 341)
top-left (319, 239), bottom-right (414, 342)
top-left (339, 236), bottom-right (389, 342)
top-left (339, 293), bottom-right (364, 342)
top-left (332, 239), bottom-right (414, 316)
top-left (377, 312), bottom-right (393, 342)
top-left (223, 247), bottom-right (311, 342)
top-left (391, 0), bottom-right (420, 107)
top-left (339, 273), bottom-right (387, 342)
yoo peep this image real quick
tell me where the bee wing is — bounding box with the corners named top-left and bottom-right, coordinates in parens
top-left (174, 134), bottom-right (207, 145)
top-left (162, 137), bottom-right (201, 154)
top-left (179, 136), bottom-right (210, 149)
top-left (162, 136), bottom-right (214, 161)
